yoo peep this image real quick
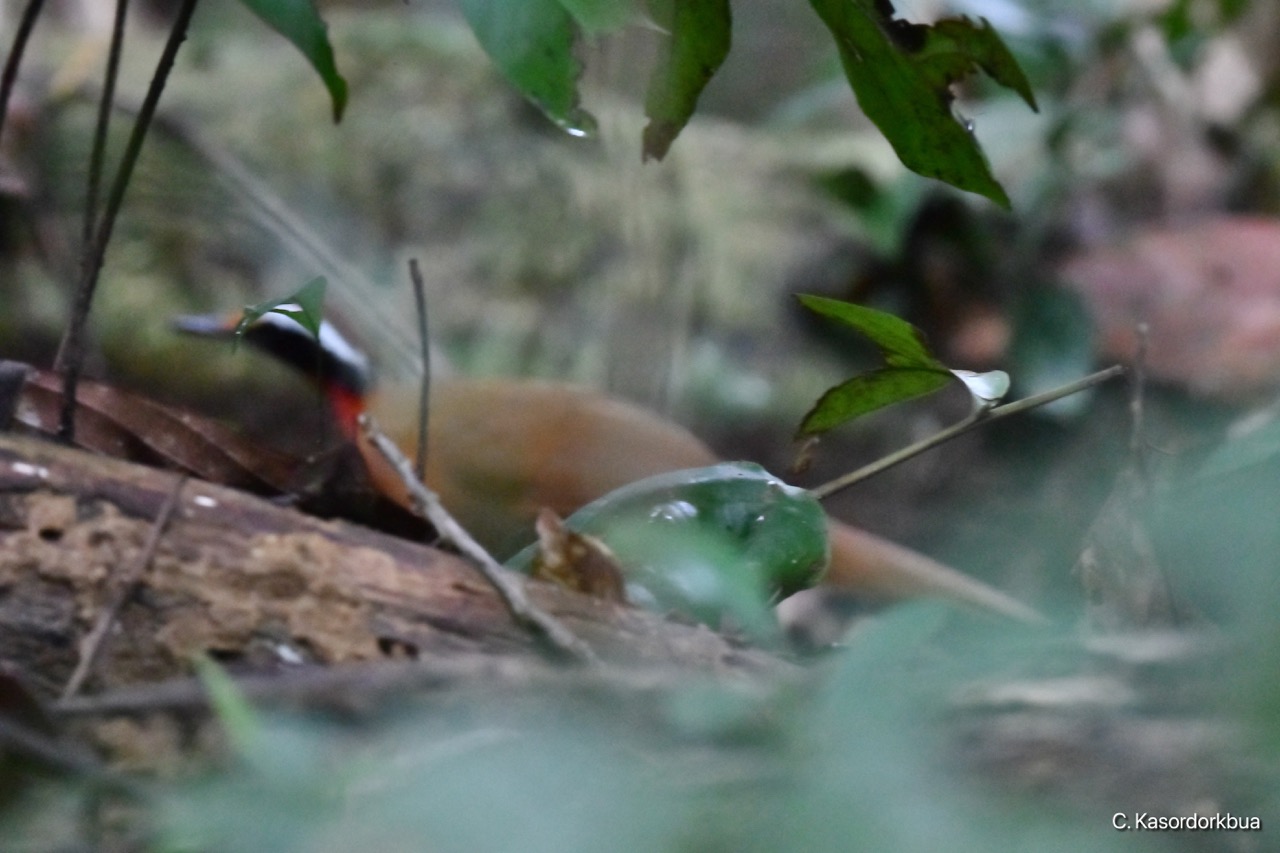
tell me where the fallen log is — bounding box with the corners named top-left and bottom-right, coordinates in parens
top-left (0, 434), bottom-right (788, 703)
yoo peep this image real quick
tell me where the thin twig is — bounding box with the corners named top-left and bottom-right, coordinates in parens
top-left (52, 658), bottom-right (551, 718)
top-left (1129, 322), bottom-right (1149, 473)
top-left (82, 0), bottom-right (132, 249)
top-left (51, 653), bottom-right (778, 719)
top-left (810, 365), bottom-right (1126, 502)
top-left (408, 258), bottom-right (431, 483)
top-left (0, 0), bottom-right (46, 143)
top-left (54, 0), bottom-right (201, 442)
top-left (359, 414), bottom-right (597, 664)
top-left (61, 475), bottom-right (186, 699)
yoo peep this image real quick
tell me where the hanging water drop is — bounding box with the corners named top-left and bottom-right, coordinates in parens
top-left (553, 107), bottom-right (599, 139)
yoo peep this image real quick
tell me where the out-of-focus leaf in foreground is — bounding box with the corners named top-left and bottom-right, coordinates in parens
top-left (507, 462), bottom-right (830, 638)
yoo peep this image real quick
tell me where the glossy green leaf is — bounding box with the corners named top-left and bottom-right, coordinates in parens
top-left (798, 367), bottom-right (952, 437)
top-left (641, 0), bottom-right (731, 161)
top-left (797, 294), bottom-right (945, 369)
top-left (507, 462), bottom-right (830, 635)
top-left (237, 0), bottom-right (347, 121)
top-left (603, 519), bottom-right (779, 637)
top-left (806, 0), bottom-right (1037, 207)
top-left (457, 0), bottom-right (598, 137)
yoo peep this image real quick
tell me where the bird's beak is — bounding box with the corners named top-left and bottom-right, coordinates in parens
top-left (172, 311), bottom-right (243, 339)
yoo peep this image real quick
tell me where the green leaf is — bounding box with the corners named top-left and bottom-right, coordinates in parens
top-left (237, 0), bottom-right (347, 122)
top-left (556, 0), bottom-right (645, 33)
top-left (796, 294), bottom-right (946, 369)
top-left (798, 367), bottom-right (952, 437)
top-left (930, 18), bottom-right (1037, 110)
top-left (641, 0), bottom-right (731, 161)
top-left (236, 276), bottom-right (327, 342)
top-left (796, 295), bottom-right (957, 436)
top-left (457, 0), bottom-right (598, 137)
top-left (806, 0), bottom-right (1037, 207)
top-left (507, 462), bottom-right (830, 635)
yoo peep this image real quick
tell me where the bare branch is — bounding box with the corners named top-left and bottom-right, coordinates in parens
top-left (359, 414), bottom-right (598, 664)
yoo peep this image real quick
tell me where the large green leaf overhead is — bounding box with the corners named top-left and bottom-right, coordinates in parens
top-left (808, 0), bottom-right (1037, 207)
top-left (238, 0), bottom-right (348, 121)
top-left (451, 0), bottom-right (1036, 201)
top-left (642, 0), bottom-right (732, 161)
top-left (456, 0), bottom-right (597, 136)
top-left (242, 0), bottom-right (1038, 200)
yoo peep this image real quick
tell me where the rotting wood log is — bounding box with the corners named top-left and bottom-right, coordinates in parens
top-left (0, 433), bottom-right (789, 702)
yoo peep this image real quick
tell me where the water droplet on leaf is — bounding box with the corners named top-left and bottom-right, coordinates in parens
top-left (553, 107), bottom-right (598, 139)
top-left (649, 500), bottom-right (699, 523)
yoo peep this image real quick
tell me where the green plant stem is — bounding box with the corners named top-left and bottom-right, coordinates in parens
top-left (0, 0), bottom-right (46, 143)
top-left (55, 0), bottom-right (201, 442)
top-left (809, 364), bottom-right (1126, 502)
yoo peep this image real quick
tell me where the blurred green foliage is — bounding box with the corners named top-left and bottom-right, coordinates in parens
top-left (6, 2), bottom-right (1280, 850)
top-left (6, 607), bottom-right (1212, 852)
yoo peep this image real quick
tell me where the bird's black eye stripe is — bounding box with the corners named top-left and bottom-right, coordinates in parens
top-left (231, 313), bottom-right (374, 395)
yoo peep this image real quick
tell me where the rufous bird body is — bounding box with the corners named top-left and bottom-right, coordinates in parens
top-left (360, 378), bottom-right (719, 558)
top-left (177, 312), bottom-right (1041, 622)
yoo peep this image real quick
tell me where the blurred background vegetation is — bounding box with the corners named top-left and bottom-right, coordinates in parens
top-left (3, 0), bottom-right (1280, 849)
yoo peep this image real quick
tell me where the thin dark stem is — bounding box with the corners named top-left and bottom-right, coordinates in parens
top-left (810, 365), bottom-right (1126, 502)
top-left (55, 0), bottom-right (201, 442)
top-left (0, 0), bottom-right (46, 143)
top-left (409, 258), bottom-right (431, 483)
top-left (82, 0), bottom-right (133, 250)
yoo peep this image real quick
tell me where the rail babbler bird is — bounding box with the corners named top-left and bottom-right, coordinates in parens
top-left (175, 311), bottom-right (1042, 622)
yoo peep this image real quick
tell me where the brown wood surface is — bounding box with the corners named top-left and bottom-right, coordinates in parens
top-left (0, 433), bottom-right (786, 703)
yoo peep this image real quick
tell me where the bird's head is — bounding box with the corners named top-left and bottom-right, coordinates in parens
top-left (173, 308), bottom-right (374, 437)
